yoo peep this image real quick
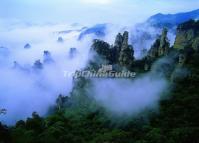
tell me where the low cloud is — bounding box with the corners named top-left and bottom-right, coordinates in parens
top-left (0, 23), bottom-right (93, 124)
top-left (90, 59), bottom-right (170, 117)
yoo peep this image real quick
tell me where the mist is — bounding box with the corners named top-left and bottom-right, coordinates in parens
top-left (90, 57), bottom-right (173, 117)
top-left (0, 23), bottom-right (95, 124)
top-left (0, 15), bottom-right (178, 124)
top-left (130, 23), bottom-right (176, 58)
top-left (0, 19), bottom-right (136, 124)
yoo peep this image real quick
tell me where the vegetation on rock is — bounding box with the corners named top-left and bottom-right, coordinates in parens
top-left (1, 20), bottom-right (199, 143)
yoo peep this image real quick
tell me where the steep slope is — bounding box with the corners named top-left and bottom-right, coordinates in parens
top-left (174, 20), bottom-right (199, 50)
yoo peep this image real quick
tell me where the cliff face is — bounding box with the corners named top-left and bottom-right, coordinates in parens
top-left (43, 51), bottom-right (54, 64)
top-left (91, 39), bottom-right (112, 64)
top-left (91, 31), bottom-right (134, 68)
top-left (91, 21), bottom-right (199, 70)
top-left (148, 28), bottom-right (170, 58)
top-left (118, 31), bottom-right (134, 67)
top-left (174, 20), bottom-right (199, 51)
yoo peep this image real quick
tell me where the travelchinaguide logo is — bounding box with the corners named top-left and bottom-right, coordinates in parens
top-left (64, 64), bottom-right (136, 79)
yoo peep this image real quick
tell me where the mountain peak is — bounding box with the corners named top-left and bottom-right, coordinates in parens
top-left (147, 9), bottom-right (199, 28)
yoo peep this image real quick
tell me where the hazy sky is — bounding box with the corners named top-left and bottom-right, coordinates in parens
top-left (0, 0), bottom-right (199, 25)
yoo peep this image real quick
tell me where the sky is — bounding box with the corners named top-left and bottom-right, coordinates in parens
top-left (0, 0), bottom-right (199, 25)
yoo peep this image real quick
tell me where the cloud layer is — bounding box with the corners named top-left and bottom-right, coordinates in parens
top-left (0, 23), bottom-right (93, 124)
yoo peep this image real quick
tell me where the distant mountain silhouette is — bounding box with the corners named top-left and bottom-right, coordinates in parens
top-left (78, 24), bottom-right (107, 40)
top-left (147, 9), bottom-right (199, 28)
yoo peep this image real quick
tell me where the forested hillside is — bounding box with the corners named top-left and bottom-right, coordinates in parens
top-left (1, 20), bottom-right (199, 143)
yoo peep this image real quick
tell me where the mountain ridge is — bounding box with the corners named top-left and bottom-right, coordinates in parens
top-left (147, 9), bottom-right (199, 28)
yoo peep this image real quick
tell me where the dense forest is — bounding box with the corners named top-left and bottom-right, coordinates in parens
top-left (1, 20), bottom-right (199, 143)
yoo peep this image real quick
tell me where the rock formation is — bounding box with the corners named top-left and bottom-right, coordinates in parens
top-left (118, 31), bottom-right (134, 67)
top-left (173, 20), bottom-right (199, 65)
top-left (43, 51), bottom-right (54, 64)
top-left (24, 43), bottom-right (31, 49)
top-left (148, 28), bottom-right (170, 58)
top-left (33, 60), bottom-right (43, 70)
top-left (174, 20), bottom-right (199, 52)
top-left (56, 95), bottom-right (69, 110)
top-left (69, 48), bottom-right (77, 58)
top-left (57, 37), bottom-right (64, 43)
top-left (159, 28), bottom-right (170, 55)
top-left (91, 39), bottom-right (112, 63)
top-left (114, 33), bottom-right (123, 50)
top-left (91, 31), bottom-right (134, 68)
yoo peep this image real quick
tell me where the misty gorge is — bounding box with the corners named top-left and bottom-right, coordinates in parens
top-left (1, 1), bottom-right (199, 143)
